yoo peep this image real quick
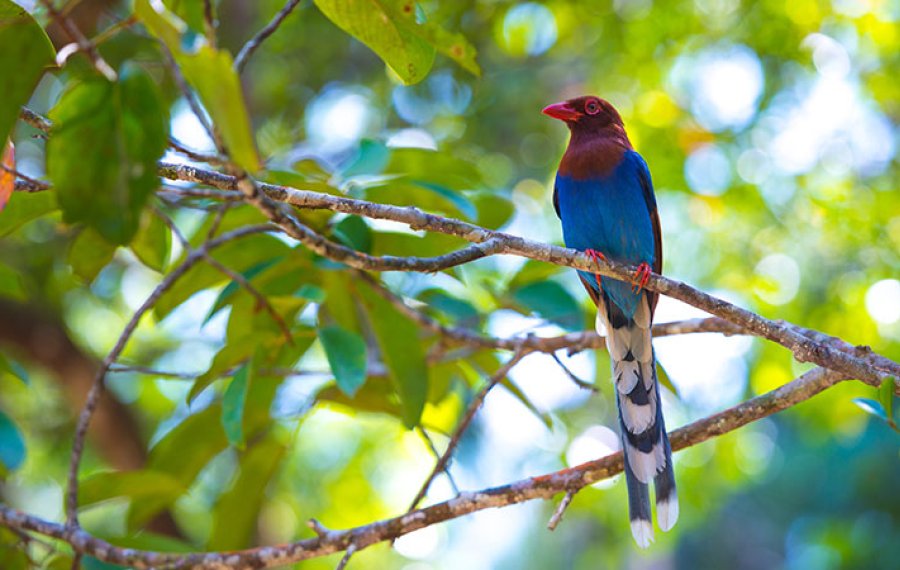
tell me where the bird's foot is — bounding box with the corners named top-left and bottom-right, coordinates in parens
top-left (584, 249), bottom-right (607, 287)
top-left (632, 262), bottom-right (652, 293)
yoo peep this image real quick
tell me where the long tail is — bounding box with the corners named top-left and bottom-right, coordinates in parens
top-left (598, 292), bottom-right (678, 548)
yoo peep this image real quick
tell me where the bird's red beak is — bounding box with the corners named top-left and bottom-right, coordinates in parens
top-left (542, 101), bottom-right (580, 122)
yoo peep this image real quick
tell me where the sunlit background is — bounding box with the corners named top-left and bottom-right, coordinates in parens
top-left (3, 0), bottom-right (900, 568)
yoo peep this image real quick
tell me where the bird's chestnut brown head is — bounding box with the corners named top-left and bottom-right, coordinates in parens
top-left (542, 95), bottom-right (624, 133)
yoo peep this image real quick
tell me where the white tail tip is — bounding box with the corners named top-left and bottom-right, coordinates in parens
top-left (657, 494), bottom-right (679, 532)
top-left (630, 518), bottom-right (654, 548)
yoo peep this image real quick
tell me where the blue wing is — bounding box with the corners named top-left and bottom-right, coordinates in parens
top-left (554, 150), bottom-right (660, 318)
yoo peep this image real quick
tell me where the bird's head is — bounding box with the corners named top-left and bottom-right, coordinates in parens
top-left (542, 95), bottom-right (624, 133)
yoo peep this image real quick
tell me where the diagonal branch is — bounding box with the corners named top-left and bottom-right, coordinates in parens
top-left (1, 367), bottom-right (847, 569)
top-left (41, 0), bottom-right (117, 81)
top-left (407, 349), bottom-right (532, 512)
top-left (150, 161), bottom-right (896, 388)
top-left (234, 0), bottom-right (305, 73)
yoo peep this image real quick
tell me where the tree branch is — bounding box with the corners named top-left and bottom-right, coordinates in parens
top-left (0, 367), bottom-right (848, 568)
top-left (41, 0), bottom-right (117, 81)
top-left (234, 0), bottom-right (305, 73)
top-left (407, 349), bottom-right (532, 512)
top-left (150, 161), bottom-right (896, 388)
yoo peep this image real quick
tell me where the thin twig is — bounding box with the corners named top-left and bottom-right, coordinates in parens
top-left (407, 349), bottom-right (532, 512)
top-left (335, 544), bottom-right (357, 570)
top-left (547, 490), bottom-right (575, 531)
top-left (418, 427), bottom-right (460, 496)
top-left (202, 0), bottom-right (217, 48)
top-left (158, 48), bottom-right (218, 150)
top-left (205, 202), bottom-right (234, 240)
top-left (202, 253), bottom-right (294, 345)
top-left (90, 15), bottom-right (137, 46)
top-left (168, 137), bottom-right (226, 165)
top-left (550, 353), bottom-right (598, 392)
top-left (4, 165), bottom-right (50, 191)
top-left (41, 0), bottom-right (117, 81)
top-left (234, 0), bottom-right (305, 73)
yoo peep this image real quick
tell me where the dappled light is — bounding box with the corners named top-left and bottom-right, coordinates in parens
top-left (0, 0), bottom-right (897, 569)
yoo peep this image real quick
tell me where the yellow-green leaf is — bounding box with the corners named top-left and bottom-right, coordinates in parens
top-left (313, 0), bottom-right (436, 84)
top-left (0, 1), bottom-right (55, 145)
top-left (358, 279), bottom-right (428, 427)
top-left (134, 0), bottom-right (261, 172)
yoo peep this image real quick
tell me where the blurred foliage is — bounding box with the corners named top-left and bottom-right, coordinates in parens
top-left (1, 0), bottom-right (899, 569)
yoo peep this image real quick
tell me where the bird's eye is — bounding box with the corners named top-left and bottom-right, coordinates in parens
top-left (585, 100), bottom-right (601, 115)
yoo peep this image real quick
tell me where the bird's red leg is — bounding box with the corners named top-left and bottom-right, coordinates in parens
top-left (632, 262), bottom-right (652, 293)
top-left (584, 249), bottom-right (607, 287)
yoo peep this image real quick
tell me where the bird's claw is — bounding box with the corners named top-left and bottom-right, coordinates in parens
top-left (584, 249), bottom-right (607, 287)
top-left (632, 262), bottom-right (651, 293)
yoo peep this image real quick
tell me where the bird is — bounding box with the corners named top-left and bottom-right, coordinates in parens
top-left (543, 95), bottom-right (677, 547)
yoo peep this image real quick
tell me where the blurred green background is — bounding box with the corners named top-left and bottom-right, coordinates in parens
top-left (1, 0), bottom-right (899, 568)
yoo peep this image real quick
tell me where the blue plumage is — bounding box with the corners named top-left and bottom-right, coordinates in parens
top-left (555, 150), bottom-right (657, 318)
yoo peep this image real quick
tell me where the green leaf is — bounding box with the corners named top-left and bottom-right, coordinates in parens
top-left (131, 209), bottom-right (171, 272)
top-left (419, 289), bottom-right (479, 326)
top-left (313, 0), bottom-right (478, 84)
top-left (296, 284), bottom-right (326, 303)
top-left (385, 148), bottom-right (483, 190)
top-left (319, 325), bottom-right (368, 396)
top-left (178, 47), bottom-right (259, 171)
top-left (0, 1), bottom-right (55, 145)
top-left (341, 139), bottom-right (391, 177)
top-left (313, 0), bottom-right (436, 84)
top-left (0, 190), bottom-right (57, 237)
top-left (317, 375), bottom-right (403, 418)
top-left (68, 228), bottom-right (117, 283)
top-left (0, 354), bottom-right (28, 384)
top-left (48, 66), bottom-right (169, 244)
top-left (332, 215), bottom-right (372, 253)
top-left (320, 270), bottom-right (360, 331)
top-left (879, 377), bottom-right (895, 422)
top-left (207, 433), bottom-right (287, 549)
top-left (512, 281), bottom-right (582, 330)
top-left (508, 259), bottom-right (563, 290)
top-left (474, 193), bottom-right (515, 230)
top-left (657, 361), bottom-right (679, 398)
top-left (372, 231), bottom-right (465, 258)
top-left (408, 9), bottom-right (480, 76)
top-left (0, 263), bottom-right (25, 300)
top-left (78, 470), bottom-right (185, 507)
top-left (134, 0), bottom-right (260, 172)
top-left (358, 280), bottom-right (428, 427)
top-left (0, 408), bottom-right (25, 471)
top-left (163, 0), bottom-right (206, 32)
top-left (129, 405), bottom-right (228, 530)
top-left (222, 364), bottom-right (250, 447)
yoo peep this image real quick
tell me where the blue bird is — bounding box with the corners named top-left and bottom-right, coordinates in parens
top-left (543, 95), bottom-right (677, 547)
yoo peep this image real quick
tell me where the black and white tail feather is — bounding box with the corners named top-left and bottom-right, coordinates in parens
top-left (597, 290), bottom-right (678, 548)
